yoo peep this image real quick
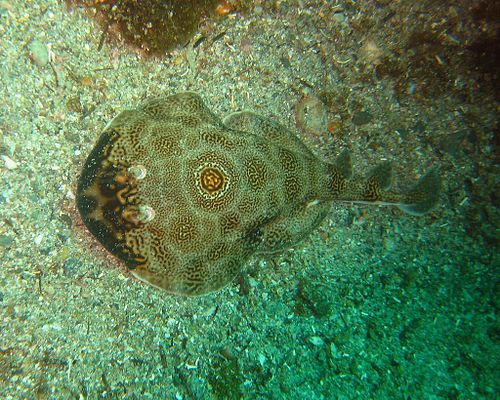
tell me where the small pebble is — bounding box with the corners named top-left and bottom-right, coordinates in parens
top-left (407, 81), bottom-right (417, 95)
top-left (333, 12), bottom-right (345, 23)
top-left (28, 39), bottom-right (49, 67)
top-left (34, 234), bottom-right (44, 246)
top-left (0, 234), bottom-right (13, 247)
top-left (352, 111), bottom-right (373, 126)
top-left (202, 305), bottom-right (217, 317)
top-left (395, 127), bottom-right (409, 141)
top-left (248, 277), bottom-right (259, 288)
top-left (2, 155), bottom-right (18, 170)
top-left (309, 336), bottom-right (325, 346)
top-left (258, 353), bottom-right (267, 367)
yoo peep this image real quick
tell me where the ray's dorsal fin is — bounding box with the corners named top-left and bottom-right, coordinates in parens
top-left (335, 149), bottom-right (352, 179)
top-left (367, 161), bottom-right (393, 190)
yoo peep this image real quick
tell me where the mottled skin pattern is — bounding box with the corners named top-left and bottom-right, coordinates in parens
top-left (76, 92), bottom-right (441, 295)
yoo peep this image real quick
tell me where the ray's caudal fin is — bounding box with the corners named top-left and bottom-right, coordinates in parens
top-left (326, 151), bottom-right (441, 215)
top-left (397, 169), bottom-right (442, 215)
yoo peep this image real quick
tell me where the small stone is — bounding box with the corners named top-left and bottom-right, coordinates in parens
top-left (352, 111), bottom-right (373, 126)
top-left (295, 95), bottom-right (329, 136)
top-left (248, 277), bottom-right (259, 288)
top-left (0, 234), bottom-right (13, 247)
top-left (395, 127), bottom-right (409, 141)
top-left (258, 353), bottom-right (267, 367)
top-left (309, 336), bottom-right (324, 346)
top-left (28, 40), bottom-right (49, 67)
top-left (34, 234), bottom-right (44, 246)
top-left (333, 11), bottom-right (345, 23)
top-left (2, 155), bottom-right (18, 170)
top-left (202, 305), bottom-right (217, 318)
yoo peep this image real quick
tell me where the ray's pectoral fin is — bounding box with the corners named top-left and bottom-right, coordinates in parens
top-left (398, 169), bottom-right (442, 215)
top-left (255, 200), bottom-right (331, 254)
top-left (130, 242), bottom-right (247, 296)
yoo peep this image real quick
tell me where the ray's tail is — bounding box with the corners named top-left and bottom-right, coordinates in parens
top-left (326, 151), bottom-right (441, 215)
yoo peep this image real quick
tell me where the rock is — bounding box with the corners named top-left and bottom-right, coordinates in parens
top-left (0, 234), bottom-right (13, 247)
top-left (2, 155), bottom-right (18, 170)
top-left (309, 336), bottom-right (325, 346)
top-left (295, 95), bottom-right (329, 137)
top-left (28, 39), bottom-right (49, 67)
top-left (352, 111), bottom-right (373, 126)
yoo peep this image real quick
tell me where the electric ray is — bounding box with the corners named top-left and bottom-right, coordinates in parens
top-left (76, 92), bottom-right (441, 296)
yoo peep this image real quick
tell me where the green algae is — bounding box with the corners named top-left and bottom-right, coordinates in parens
top-left (69, 0), bottom-right (220, 57)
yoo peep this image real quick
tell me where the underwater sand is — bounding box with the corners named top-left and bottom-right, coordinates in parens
top-left (0, 1), bottom-right (498, 399)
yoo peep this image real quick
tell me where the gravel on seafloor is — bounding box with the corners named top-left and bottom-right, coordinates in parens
top-left (0, 1), bottom-right (498, 399)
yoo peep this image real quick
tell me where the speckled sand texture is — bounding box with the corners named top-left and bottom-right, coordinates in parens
top-left (0, 1), bottom-right (498, 399)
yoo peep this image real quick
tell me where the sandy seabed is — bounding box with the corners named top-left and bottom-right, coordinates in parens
top-left (0, 1), bottom-right (498, 399)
